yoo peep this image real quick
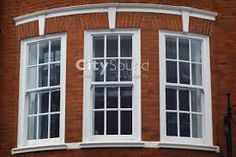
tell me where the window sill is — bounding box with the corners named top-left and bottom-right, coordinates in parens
top-left (12, 143), bottom-right (67, 154)
top-left (156, 142), bottom-right (220, 152)
top-left (80, 141), bottom-right (144, 148)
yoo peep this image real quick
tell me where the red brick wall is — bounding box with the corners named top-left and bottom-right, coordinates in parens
top-left (0, 1), bottom-right (236, 157)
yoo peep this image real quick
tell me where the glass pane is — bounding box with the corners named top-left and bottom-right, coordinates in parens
top-left (107, 87), bottom-right (118, 108)
top-left (166, 37), bottom-right (177, 59)
top-left (107, 111), bottom-right (118, 135)
top-left (51, 40), bottom-right (61, 62)
top-left (50, 63), bottom-right (60, 86)
top-left (179, 90), bottom-right (190, 111)
top-left (106, 59), bottom-right (118, 81)
top-left (27, 66), bottom-right (37, 89)
top-left (191, 39), bottom-right (202, 62)
top-left (94, 87), bottom-right (104, 109)
top-left (121, 87), bottom-right (132, 108)
top-left (38, 65), bottom-right (48, 87)
top-left (93, 36), bottom-right (104, 58)
top-left (38, 115), bottom-right (48, 139)
top-left (121, 36), bottom-right (132, 57)
top-left (28, 43), bottom-right (37, 65)
top-left (166, 112), bottom-right (177, 136)
top-left (179, 62), bottom-right (190, 84)
top-left (27, 116), bottom-right (37, 140)
top-left (166, 61), bottom-right (177, 83)
top-left (179, 38), bottom-right (189, 61)
top-left (180, 113), bottom-right (190, 137)
top-left (192, 64), bottom-right (202, 85)
top-left (51, 90), bottom-right (60, 112)
top-left (192, 114), bottom-right (202, 138)
top-left (50, 114), bottom-right (60, 138)
top-left (39, 92), bottom-right (49, 113)
top-left (191, 89), bottom-right (202, 112)
top-left (39, 41), bottom-right (49, 63)
top-left (120, 59), bottom-right (132, 81)
top-left (94, 111), bottom-right (104, 135)
top-left (166, 88), bottom-right (177, 110)
top-left (121, 111), bottom-right (132, 135)
top-left (93, 60), bottom-right (104, 82)
top-left (28, 93), bottom-right (38, 115)
top-left (107, 36), bottom-right (118, 57)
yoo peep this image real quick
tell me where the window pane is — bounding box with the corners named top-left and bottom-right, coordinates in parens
top-left (192, 114), bottom-right (202, 138)
top-left (28, 43), bottom-right (37, 65)
top-left (166, 37), bottom-right (177, 59)
top-left (27, 66), bottom-right (37, 89)
top-left (180, 113), bottom-right (190, 137)
top-left (38, 115), bottom-right (48, 139)
top-left (191, 39), bottom-right (202, 62)
top-left (166, 112), bottom-right (177, 136)
top-left (38, 65), bottom-right (48, 87)
top-left (179, 38), bottom-right (189, 61)
top-left (94, 87), bottom-right (104, 109)
top-left (107, 36), bottom-right (118, 57)
top-left (50, 63), bottom-right (60, 86)
top-left (120, 59), bottom-right (132, 81)
top-left (39, 92), bottom-right (49, 113)
top-left (179, 62), bottom-right (190, 84)
top-left (106, 59), bottom-right (118, 81)
top-left (50, 114), bottom-right (60, 138)
top-left (107, 111), bottom-right (118, 135)
top-left (94, 111), bottom-right (104, 135)
top-left (121, 36), bottom-right (132, 57)
top-left (121, 87), bottom-right (132, 108)
top-left (166, 61), bottom-right (177, 83)
top-left (121, 111), bottom-right (132, 135)
top-left (93, 36), bottom-right (104, 58)
top-left (192, 64), bottom-right (202, 85)
top-left (39, 41), bottom-right (49, 63)
top-left (28, 93), bottom-right (38, 115)
top-left (51, 40), bottom-right (61, 62)
top-left (51, 90), bottom-right (60, 112)
top-left (191, 89), bottom-right (202, 112)
top-left (93, 60), bottom-right (104, 82)
top-left (107, 87), bottom-right (118, 108)
top-left (27, 116), bottom-right (37, 140)
top-left (179, 90), bottom-right (190, 111)
top-left (166, 88), bottom-right (177, 110)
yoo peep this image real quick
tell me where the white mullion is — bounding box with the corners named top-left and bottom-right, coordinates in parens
top-left (36, 92), bottom-right (40, 139)
top-left (189, 39), bottom-right (192, 86)
top-left (177, 89), bottom-right (180, 137)
top-left (118, 86), bottom-right (121, 135)
top-left (104, 87), bottom-right (107, 135)
top-left (189, 90), bottom-right (192, 138)
top-left (118, 35), bottom-right (121, 135)
top-left (36, 42), bottom-right (39, 88)
top-left (177, 37), bottom-right (180, 84)
top-left (48, 90), bottom-right (51, 139)
top-left (48, 40), bottom-right (51, 87)
top-left (104, 35), bottom-right (107, 83)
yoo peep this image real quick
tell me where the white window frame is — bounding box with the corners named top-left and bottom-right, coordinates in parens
top-left (159, 30), bottom-right (213, 145)
top-left (17, 33), bottom-right (67, 147)
top-left (83, 29), bottom-right (141, 142)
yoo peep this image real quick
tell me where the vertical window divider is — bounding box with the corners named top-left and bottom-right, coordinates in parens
top-left (104, 35), bottom-right (107, 135)
top-left (177, 37), bottom-right (180, 84)
top-left (48, 90), bottom-right (51, 139)
top-left (36, 92), bottom-right (40, 139)
top-left (189, 90), bottom-right (193, 138)
top-left (104, 87), bottom-right (107, 135)
top-left (118, 35), bottom-right (121, 135)
top-left (177, 89), bottom-right (180, 137)
top-left (48, 40), bottom-right (51, 87)
top-left (189, 39), bottom-right (193, 138)
top-left (36, 42), bottom-right (39, 89)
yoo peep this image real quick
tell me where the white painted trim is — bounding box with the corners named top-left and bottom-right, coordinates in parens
top-left (38, 15), bottom-right (46, 35)
top-left (12, 141), bottom-right (220, 154)
top-left (108, 7), bottom-right (116, 29)
top-left (12, 144), bottom-right (67, 154)
top-left (18, 33), bottom-right (67, 148)
top-left (182, 11), bottom-right (190, 32)
top-left (159, 30), bottom-right (213, 145)
top-left (14, 3), bottom-right (217, 26)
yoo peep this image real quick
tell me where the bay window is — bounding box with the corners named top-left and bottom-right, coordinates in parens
top-left (159, 30), bottom-right (213, 145)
